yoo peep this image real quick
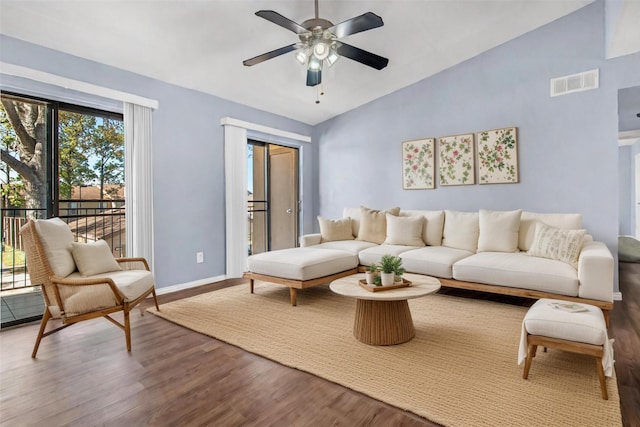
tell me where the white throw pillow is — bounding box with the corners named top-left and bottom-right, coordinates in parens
top-left (477, 209), bottom-right (522, 253)
top-left (400, 210), bottom-right (445, 246)
top-left (34, 218), bottom-right (76, 278)
top-left (442, 210), bottom-right (479, 252)
top-left (317, 216), bottom-right (354, 242)
top-left (356, 206), bottom-right (400, 244)
top-left (384, 214), bottom-right (425, 246)
top-left (70, 240), bottom-right (122, 277)
top-left (527, 222), bottom-right (586, 268)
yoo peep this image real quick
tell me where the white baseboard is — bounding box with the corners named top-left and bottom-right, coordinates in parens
top-left (613, 291), bottom-right (623, 301)
top-left (155, 275), bottom-right (227, 296)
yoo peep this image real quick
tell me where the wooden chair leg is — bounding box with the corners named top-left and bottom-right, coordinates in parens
top-left (32, 308), bottom-right (52, 358)
top-left (124, 310), bottom-right (132, 352)
top-left (152, 288), bottom-right (160, 311)
top-left (596, 357), bottom-right (608, 400)
top-left (289, 287), bottom-right (297, 306)
top-left (523, 343), bottom-right (536, 379)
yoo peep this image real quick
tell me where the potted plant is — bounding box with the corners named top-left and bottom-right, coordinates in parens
top-left (365, 262), bottom-right (378, 285)
top-left (379, 254), bottom-right (402, 286)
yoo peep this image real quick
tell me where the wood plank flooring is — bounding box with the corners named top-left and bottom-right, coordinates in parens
top-left (1, 263), bottom-right (638, 426)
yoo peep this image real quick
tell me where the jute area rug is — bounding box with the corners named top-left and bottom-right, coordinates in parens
top-left (148, 279), bottom-right (621, 427)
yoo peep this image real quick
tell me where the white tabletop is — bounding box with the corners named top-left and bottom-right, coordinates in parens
top-left (329, 273), bottom-right (441, 301)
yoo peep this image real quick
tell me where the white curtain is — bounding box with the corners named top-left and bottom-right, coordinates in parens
top-left (124, 103), bottom-right (154, 269)
top-left (223, 124), bottom-right (248, 278)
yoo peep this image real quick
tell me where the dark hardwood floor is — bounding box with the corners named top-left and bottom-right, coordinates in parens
top-left (1, 263), bottom-right (638, 426)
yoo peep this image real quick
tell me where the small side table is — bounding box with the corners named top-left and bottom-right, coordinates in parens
top-left (330, 273), bottom-right (441, 345)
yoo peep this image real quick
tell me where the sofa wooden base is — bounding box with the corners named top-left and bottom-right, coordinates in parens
top-left (243, 268), bottom-right (358, 306)
top-left (355, 266), bottom-right (612, 325)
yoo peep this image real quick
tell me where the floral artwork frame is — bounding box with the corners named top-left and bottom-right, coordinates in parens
top-left (477, 127), bottom-right (519, 184)
top-left (402, 138), bottom-right (435, 190)
top-left (437, 133), bottom-right (475, 186)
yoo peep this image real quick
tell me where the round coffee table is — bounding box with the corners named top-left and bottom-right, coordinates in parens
top-left (329, 273), bottom-right (441, 345)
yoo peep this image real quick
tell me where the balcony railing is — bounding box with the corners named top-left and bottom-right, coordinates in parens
top-left (1, 201), bottom-right (125, 291)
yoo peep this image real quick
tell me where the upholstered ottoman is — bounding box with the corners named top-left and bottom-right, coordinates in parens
top-left (518, 298), bottom-right (614, 399)
top-left (244, 248), bottom-right (358, 306)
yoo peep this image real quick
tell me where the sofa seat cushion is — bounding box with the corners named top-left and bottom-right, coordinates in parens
top-left (400, 246), bottom-right (474, 279)
top-left (247, 248), bottom-right (358, 281)
top-left (358, 244), bottom-right (422, 266)
top-left (59, 270), bottom-right (154, 316)
top-left (312, 240), bottom-right (378, 255)
top-left (452, 252), bottom-right (579, 296)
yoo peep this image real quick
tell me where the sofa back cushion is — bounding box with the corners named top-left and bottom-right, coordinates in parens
top-left (400, 210), bottom-right (445, 246)
top-left (442, 210), bottom-right (479, 252)
top-left (519, 212), bottom-right (582, 251)
top-left (343, 207), bottom-right (362, 237)
top-left (317, 216), bottom-right (354, 242)
top-left (384, 214), bottom-right (425, 246)
top-left (478, 209), bottom-right (522, 253)
top-left (356, 206), bottom-right (400, 244)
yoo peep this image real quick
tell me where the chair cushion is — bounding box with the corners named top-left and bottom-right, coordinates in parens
top-left (59, 270), bottom-right (154, 316)
top-left (384, 214), bottom-right (425, 246)
top-left (453, 252), bottom-right (579, 296)
top-left (34, 218), bottom-right (75, 278)
top-left (400, 246), bottom-right (474, 278)
top-left (247, 248), bottom-right (358, 281)
top-left (477, 209), bottom-right (522, 253)
top-left (70, 240), bottom-right (122, 276)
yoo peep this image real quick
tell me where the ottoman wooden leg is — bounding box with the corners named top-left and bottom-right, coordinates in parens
top-left (523, 342), bottom-right (537, 379)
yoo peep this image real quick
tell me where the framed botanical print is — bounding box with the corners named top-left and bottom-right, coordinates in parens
top-left (477, 127), bottom-right (519, 184)
top-left (402, 138), bottom-right (435, 189)
top-left (438, 133), bottom-right (475, 186)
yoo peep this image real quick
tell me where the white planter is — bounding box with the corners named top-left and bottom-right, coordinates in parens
top-left (365, 271), bottom-right (377, 285)
top-left (381, 272), bottom-right (395, 286)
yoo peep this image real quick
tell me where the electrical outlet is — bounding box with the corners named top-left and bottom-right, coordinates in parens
top-left (196, 252), bottom-right (204, 263)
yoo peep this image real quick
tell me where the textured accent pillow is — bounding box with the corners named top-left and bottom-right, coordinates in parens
top-left (317, 216), bottom-right (354, 242)
top-left (34, 218), bottom-right (76, 278)
top-left (527, 222), bottom-right (586, 268)
top-left (356, 206), bottom-right (400, 244)
top-left (384, 213), bottom-right (425, 246)
top-left (70, 240), bottom-right (122, 277)
top-left (477, 209), bottom-right (522, 252)
top-left (442, 210), bottom-right (479, 252)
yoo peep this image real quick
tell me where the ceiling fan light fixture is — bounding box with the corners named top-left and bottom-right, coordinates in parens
top-left (295, 49), bottom-right (309, 65)
top-left (312, 42), bottom-right (330, 60)
top-left (327, 44), bottom-right (339, 67)
top-left (308, 56), bottom-right (322, 71)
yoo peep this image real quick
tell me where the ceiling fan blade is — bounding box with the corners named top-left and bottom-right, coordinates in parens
top-left (255, 10), bottom-right (309, 35)
top-left (306, 69), bottom-right (322, 87)
top-left (329, 12), bottom-right (384, 39)
top-left (336, 43), bottom-right (389, 70)
top-left (243, 44), bottom-right (300, 66)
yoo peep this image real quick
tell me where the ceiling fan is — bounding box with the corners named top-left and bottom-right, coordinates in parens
top-left (243, 0), bottom-right (389, 87)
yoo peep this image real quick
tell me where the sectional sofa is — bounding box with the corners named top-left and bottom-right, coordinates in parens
top-left (245, 206), bottom-right (614, 320)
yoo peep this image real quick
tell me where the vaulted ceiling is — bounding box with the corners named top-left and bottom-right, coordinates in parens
top-left (1, 1), bottom-right (636, 125)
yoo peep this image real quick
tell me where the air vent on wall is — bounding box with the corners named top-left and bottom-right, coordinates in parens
top-left (550, 69), bottom-right (599, 97)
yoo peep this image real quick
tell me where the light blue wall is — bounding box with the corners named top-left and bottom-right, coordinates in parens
top-left (313, 2), bottom-right (640, 291)
top-left (0, 35), bottom-right (314, 289)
